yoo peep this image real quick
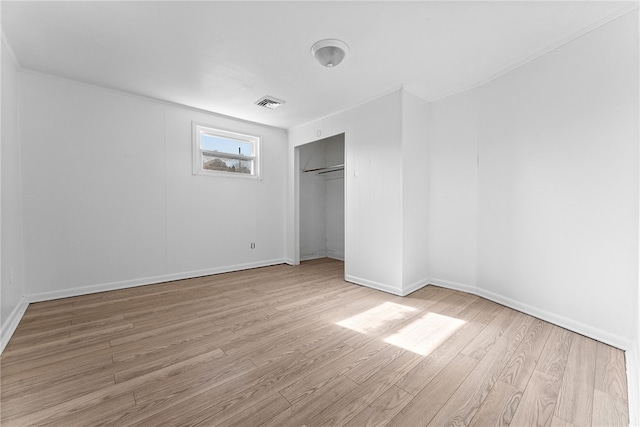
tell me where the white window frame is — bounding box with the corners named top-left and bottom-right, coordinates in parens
top-left (192, 122), bottom-right (261, 179)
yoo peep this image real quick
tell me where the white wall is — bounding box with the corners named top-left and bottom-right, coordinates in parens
top-left (401, 91), bottom-right (430, 293)
top-left (164, 105), bottom-right (286, 273)
top-left (428, 10), bottom-right (638, 350)
top-left (427, 91), bottom-right (479, 290)
top-left (478, 9), bottom-right (638, 348)
top-left (1, 38), bottom-right (27, 351)
top-left (345, 91), bottom-right (404, 293)
top-left (18, 72), bottom-right (287, 300)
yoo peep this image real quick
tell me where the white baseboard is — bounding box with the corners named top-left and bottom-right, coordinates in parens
top-left (326, 250), bottom-right (345, 261)
top-left (428, 277), bottom-right (477, 295)
top-left (402, 278), bottom-right (429, 296)
top-left (477, 287), bottom-right (631, 351)
top-left (300, 250), bottom-right (327, 262)
top-left (297, 253), bottom-right (344, 262)
top-left (345, 274), bottom-right (403, 296)
top-left (428, 277), bottom-right (631, 350)
top-left (343, 275), bottom-right (428, 297)
top-left (1, 297), bottom-right (29, 353)
top-left (24, 258), bottom-right (288, 303)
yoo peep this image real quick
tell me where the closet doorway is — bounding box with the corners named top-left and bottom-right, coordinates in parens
top-left (297, 133), bottom-right (345, 262)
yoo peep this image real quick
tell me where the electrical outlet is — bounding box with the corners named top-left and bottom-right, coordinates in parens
top-left (251, 242), bottom-right (256, 249)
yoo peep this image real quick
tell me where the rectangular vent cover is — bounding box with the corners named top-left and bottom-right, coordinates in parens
top-left (255, 96), bottom-right (286, 110)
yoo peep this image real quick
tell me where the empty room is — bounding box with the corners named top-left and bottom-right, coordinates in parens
top-left (1, 1), bottom-right (638, 426)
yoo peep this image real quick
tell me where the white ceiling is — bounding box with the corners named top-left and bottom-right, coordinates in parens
top-left (2, 1), bottom-right (635, 129)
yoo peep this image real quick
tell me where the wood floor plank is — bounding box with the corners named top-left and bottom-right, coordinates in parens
top-left (298, 327), bottom-right (359, 359)
top-left (125, 308), bottom-right (200, 330)
top-left (309, 350), bottom-right (424, 426)
top-left (138, 351), bottom-right (334, 426)
top-left (261, 375), bottom-right (359, 427)
top-left (380, 306), bottom-right (469, 358)
top-left (287, 289), bottom-right (389, 325)
top-left (279, 339), bottom-right (389, 406)
top-left (0, 258), bottom-right (629, 426)
top-left (591, 389), bottom-right (629, 427)
top-left (113, 345), bottom-right (228, 384)
top-left (333, 300), bottom-right (425, 343)
top-left (394, 317), bottom-right (486, 396)
top-left (39, 392), bottom-right (137, 427)
top-left (134, 343), bottom-right (354, 427)
top-left (498, 318), bottom-right (552, 390)
top-left (426, 332), bottom-right (520, 426)
top-left (247, 323), bottom-right (344, 366)
top-left (19, 302), bottom-right (74, 320)
top-left (387, 353), bottom-right (478, 427)
top-left (1, 353), bottom-right (115, 388)
top-left (0, 373), bottom-right (115, 420)
top-left (1, 349), bottom-right (227, 426)
top-left (461, 298), bottom-right (505, 324)
top-left (536, 325), bottom-right (574, 380)
top-left (460, 306), bottom-right (517, 360)
top-left (1, 334), bottom-right (73, 359)
top-left (344, 343), bottom-right (406, 385)
top-left (594, 340), bottom-right (629, 401)
top-left (110, 315), bottom-right (219, 347)
top-left (131, 355), bottom-right (257, 407)
top-left (120, 298), bottom-right (211, 324)
top-left (222, 319), bottom-right (330, 365)
top-left (554, 335), bottom-right (597, 426)
top-left (510, 370), bottom-right (562, 427)
top-left (550, 416), bottom-right (578, 427)
top-left (4, 328), bottom-right (70, 347)
top-left (0, 337), bottom-right (112, 372)
top-left (65, 354), bottom-right (257, 426)
top-left (343, 385), bottom-right (413, 427)
top-left (213, 392), bottom-right (291, 427)
top-left (8, 318), bottom-right (72, 340)
top-left (468, 380), bottom-right (522, 427)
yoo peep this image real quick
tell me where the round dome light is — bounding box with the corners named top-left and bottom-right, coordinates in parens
top-left (311, 39), bottom-right (350, 68)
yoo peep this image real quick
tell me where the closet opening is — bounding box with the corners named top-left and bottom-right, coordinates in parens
top-left (297, 133), bottom-right (345, 264)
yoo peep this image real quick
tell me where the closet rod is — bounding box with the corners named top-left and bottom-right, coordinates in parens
top-left (303, 164), bottom-right (344, 174)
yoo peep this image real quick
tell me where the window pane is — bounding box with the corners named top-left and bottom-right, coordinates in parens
top-left (193, 123), bottom-right (260, 178)
top-left (202, 155), bottom-right (252, 174)
top-left (201, 134), bottom-right (252, 156)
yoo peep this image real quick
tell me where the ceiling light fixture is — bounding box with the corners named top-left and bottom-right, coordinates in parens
top-left (311, 39), bottom-right (349, 68)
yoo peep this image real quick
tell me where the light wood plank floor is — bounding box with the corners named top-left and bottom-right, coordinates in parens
top-left (0, 258), bottom-right (629, 426)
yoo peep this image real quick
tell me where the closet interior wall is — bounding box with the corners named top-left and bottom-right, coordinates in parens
top-left (299, 134), bottom-right (345, 261)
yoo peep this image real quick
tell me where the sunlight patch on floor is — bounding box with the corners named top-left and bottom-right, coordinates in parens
top-left (336, 302), bottom-right (418, 335)
top-left (384, 312), bottom-right (466, 356)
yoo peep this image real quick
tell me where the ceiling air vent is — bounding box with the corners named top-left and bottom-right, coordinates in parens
top-left (255, 96), bottom-right (286, 110)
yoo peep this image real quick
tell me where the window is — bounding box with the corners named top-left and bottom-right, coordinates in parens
top-left (192, 123), bottom-right (260, 178)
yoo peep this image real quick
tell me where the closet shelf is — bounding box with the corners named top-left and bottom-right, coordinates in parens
top-left (303, 164), bottom-right (344, 174)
